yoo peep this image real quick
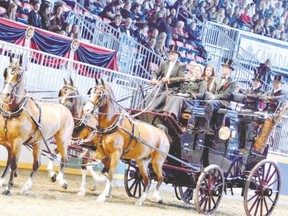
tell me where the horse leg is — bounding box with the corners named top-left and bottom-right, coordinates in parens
top-left (47, 148), bottom-right (60, 183)
top-left (54, 139), bottom-right (69, 189)
top-left (96, 151), bottom-right (121, 203)
top-left (135, 158), bottom-right (151, 206)
top-left (0, 147), bottom-right (12, 187)
top-left (151, 152), bottom-right (166, 204)
top-left (21, 143), bottom-right (43, 195)
top-left (3, 144), bottom-right (22, 196)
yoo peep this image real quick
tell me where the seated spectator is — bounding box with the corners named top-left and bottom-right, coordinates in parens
top-left (275, 24), bottom-right (285, 39)
top-left (187, 21), bottom-right (201, 46)
top-left (154, 39), bottom-right (168, 60)
top-left (214, 8), bottom-right (226, 24)
top-left (155, 11), bottom-right (172, 47)
top-left (172, 20), bottom-right (188, 43)
top-left (62, 22), bottom-right (72, 37)
top-left (263, 17), bottom-right (274, 37)
top-left (70, 24), bottom-right (80, 39)
top-left (40, 2), bottom-right (52, 30)
top-left (168, 8), bottom-right (178, 28)
top-left (121, 17), bottom-right (134, 37)
top-left (279, 31), bottom-right (287, 42)
top-left (28, 1), bottom-right (42, 28)
top-left (99, 0), bottom-right (122, 21)
top-left (239, 7), bottom-right (253, 30)
top-left (254, 18), bottom-right (266, 35)
top-left (148, 28), bottom-right (159, 40)
top-left (144, 37), bottom-right (156, 51)
top-left (207, 6), bottom-right (217, 21)
top-left (120, 2), bottom-right (133, 19)
top-left (3, 2), bottom-right (17, 21)
top-left (131, 3), bottom-right (145, 25)
top-left (84, 0), bottom-right (106, 15)
top-left (50, 4), bottom-right (65, 32)
top-left (109, 14), bottom-right (124, 39)
top-left (202, 64), bottom-right (216, 92)
top-left (134, 23), bottom-right (149, 45)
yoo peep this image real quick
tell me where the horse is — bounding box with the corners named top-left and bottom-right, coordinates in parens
top-left (83, 78), bottom-right (170, 206)
top-left (58, 77), bottom-right (107, 196)
top-left (0, 56), bottom-right (74, 195)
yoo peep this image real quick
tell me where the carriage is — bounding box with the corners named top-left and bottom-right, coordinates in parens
top-left (124, 100), bottom-right (282, 215)
top-left (0, 57), bottom-right (282, 216)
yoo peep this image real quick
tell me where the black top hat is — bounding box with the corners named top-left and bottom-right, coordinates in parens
top-left (273, 75), bottom-right (284, 83)
top-left (252, 74), bottom-right (264, 83)
top-left (168, 45), bottom-right (181, 55)
top-left (221, 58), bottom-right (234, 70)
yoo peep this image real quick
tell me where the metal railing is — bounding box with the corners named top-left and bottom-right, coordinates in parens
top-left (67, 2), bottom-right (163, 79)
top-left (0, 40), bottom-right (150, 108)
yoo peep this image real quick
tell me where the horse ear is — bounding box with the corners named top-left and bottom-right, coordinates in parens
top-left (87, 88), bottom-right (92, 96)
top-left (19, 55), bottom-right (23, 67)
top-left (69, 77), bottom-right (74, 87)
top-left (95, 78), bottom-right (99, 85)
top-left (64, 78), bottom-right (68, 85)
top-left (101, 78), bottom-right (105, 86)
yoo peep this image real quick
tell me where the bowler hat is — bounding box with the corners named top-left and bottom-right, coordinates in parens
top-left (221, 58), bottom-right (234, 70)
top-left (252, 74), bottom-right (264, 83)
top-left (168, 45), bottom-right (181, 55)
top-left (273, 75), bottom-right (284, 83)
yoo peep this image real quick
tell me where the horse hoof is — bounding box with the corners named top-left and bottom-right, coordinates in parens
top-left (135, 200), bottom-right (143, 207)
top-left (51, 174), bottom-right (57, 182)
top-left (62, 182), bottom-right (68, 190)
top-left (2, 189), bottom-right (12, 196)
top-left (96, 195), bottom-right (106, 203)
top-left (89, 185), bottom-right (97, 191)
top-left (14, 171), bottom-right (18, 178)
top-left (77, 191), bottom-right (85, 196)
top-left (158, 199), bottom-right (163, 204)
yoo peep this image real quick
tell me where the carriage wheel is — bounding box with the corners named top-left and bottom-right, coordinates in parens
top-left (179, 186), bottom-right (194, 205)
top-left (174, 186), bottom-right (182, 200)
top-left (243, 159), bottom-right (281, 216)
top-left (124, 164), bottom-right (144, 198)
top-left (195, 165), bottom-right (224, 215)
top-left (225, 156), bottom-right (243, 179)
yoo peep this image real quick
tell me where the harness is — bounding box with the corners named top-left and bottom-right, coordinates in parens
top-left (96, 114), bottom-right (140, 157)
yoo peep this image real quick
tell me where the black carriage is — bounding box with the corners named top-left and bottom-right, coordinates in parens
top-left (125, 104), bottom-right (282, 215)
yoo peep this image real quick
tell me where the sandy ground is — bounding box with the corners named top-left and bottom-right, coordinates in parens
top-left (0, 169), bottom-right (287, 216)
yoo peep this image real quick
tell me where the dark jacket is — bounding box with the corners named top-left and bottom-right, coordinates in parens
top-left (180, 78), bottom-right (206, 99)
top-left (209, 76), bottom-right (236, 101)
top-left (244, 86), bottom-right (264, 110)
top-left (152, 60), bottom-right (186, 93)
top-left (263, 89), bottom-right (286, 113)
top-left (28, 10), bottom-right (42, 28)
top-left (254, 63), bottom-right (272, 84)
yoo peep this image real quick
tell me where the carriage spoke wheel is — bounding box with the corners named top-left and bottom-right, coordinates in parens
top-left (124, 164), bottom-right (144, 198)
top-left (179, 186), bottom-right (194, 205)
top-left (225, 156), bottom-right (243, 179)
top-left (195, 165), bottom-right (224, 215)
top-left (243, 160), bottom-right (281, 216)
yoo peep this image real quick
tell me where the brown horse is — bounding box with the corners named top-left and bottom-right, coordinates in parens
top-left (0, 56), bottom-right (74, 195)
top-left (58, 78), bottom-right (107, 196)
top-left (83, 79), bottom-right (170, 206)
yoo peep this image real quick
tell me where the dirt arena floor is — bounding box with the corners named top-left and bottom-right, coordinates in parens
top-left (0, 169), bottom-right (287, 216)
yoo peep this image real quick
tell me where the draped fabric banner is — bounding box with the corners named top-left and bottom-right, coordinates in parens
top-left (0, 18), bottom-right (119, 71)
top-left (74, 42), bottom-right (118, 76)
top-left (30, 29), bottom-right (71, 67)
top-left (0, 18), bottom-right (26, 46)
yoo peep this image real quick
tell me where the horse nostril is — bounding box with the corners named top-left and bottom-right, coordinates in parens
top-left (5, 93), bottom-right (11, 98)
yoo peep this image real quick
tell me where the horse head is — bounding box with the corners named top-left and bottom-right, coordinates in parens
top-left (84, 78), bottom-right (116, 114)
top-left (2, 55), bottom-right (25, 104)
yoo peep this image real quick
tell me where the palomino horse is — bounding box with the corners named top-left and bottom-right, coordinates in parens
top-left (83, 79), bottom-right (170, 206)
top-left (0, 56), bottom-right (74, 195)
top-left (58, 77), bottom-right (107, 196)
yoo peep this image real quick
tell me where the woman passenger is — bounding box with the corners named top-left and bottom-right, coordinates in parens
top-left (202, 64), bottom-right (216, 92)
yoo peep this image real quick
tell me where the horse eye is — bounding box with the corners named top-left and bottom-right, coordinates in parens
top-left (64, 88), bottom-right (67, 93)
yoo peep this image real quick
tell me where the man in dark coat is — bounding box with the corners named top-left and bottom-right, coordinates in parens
top-left (261, 75), bottom-right (286, 113)
top-left (148, 45), bottom-right (186, 112)
top-left (254, 59), bottom-right (272, 85)
top-left (162, 64), bottom-right (206, 120)
top-left (28, 1), bottom-right (42, 28)
top-left (204, 59), bottom-right (236, 133)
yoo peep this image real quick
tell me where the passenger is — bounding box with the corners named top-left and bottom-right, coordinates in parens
top-left (261, 75), bottom-right (287, 113)
top-left (149, 45), bottom-right (186, 112)
top-left (202, 64), bottom-right (216, 92)
top-left (162, 64), bottom-right (206, 121)
top-left (243, 74), bottom-right (265, 111)
top-left (203, 59), bottom-right (236, 134)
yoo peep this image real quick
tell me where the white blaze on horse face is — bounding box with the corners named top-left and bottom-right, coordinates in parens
top-left (83, 101), bottom-right (95, 113)
top-left (2, 69), bottom-right (15, 103)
